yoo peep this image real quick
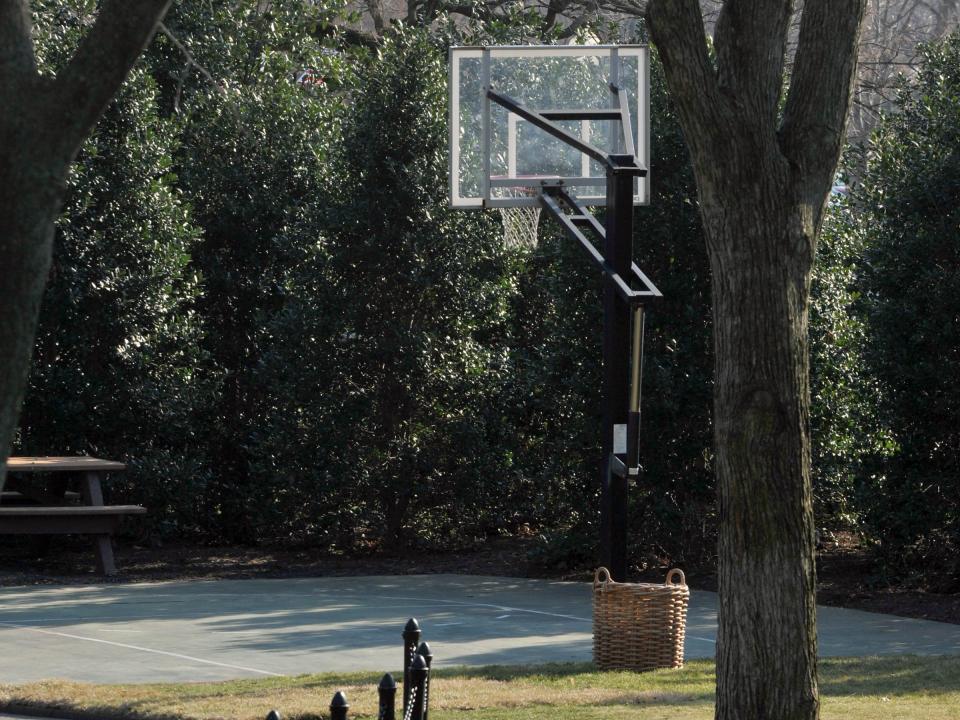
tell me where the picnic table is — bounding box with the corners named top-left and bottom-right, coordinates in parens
top-left (0, 456), bottom-right (146, 575)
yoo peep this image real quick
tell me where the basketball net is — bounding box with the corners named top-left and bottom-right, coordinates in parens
top-left (498, 187), bottom-right (541, 250)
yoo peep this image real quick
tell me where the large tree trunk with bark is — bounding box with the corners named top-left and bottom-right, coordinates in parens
top-left (0, 162), bottom-right (63, 493)
top-left (709, 199), bottom-right (819, 719)
top-left (0, 0), bottom-right (172, 489)
top-left (645, 1), bottom-right (865, 718)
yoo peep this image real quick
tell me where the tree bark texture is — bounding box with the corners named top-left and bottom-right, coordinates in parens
top-left (0, 0), bottom-right (172, 489)
top-left (645, 1), bottom-right (866, 718)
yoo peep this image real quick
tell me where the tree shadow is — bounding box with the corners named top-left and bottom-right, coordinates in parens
top-left (820, 655), bottom-right (960, 696)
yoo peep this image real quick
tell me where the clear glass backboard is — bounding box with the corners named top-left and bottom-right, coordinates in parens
top-left (449, 45), bottom-right (649, 209)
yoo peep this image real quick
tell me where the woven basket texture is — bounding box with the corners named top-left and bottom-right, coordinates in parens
top-left (592, 566), bottom-right (690, 672)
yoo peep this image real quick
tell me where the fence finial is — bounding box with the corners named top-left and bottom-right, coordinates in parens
top-left (265, 711), bottom-right (281, 720)
top-left (378, 672), bottom-right (397, 720)
top-left (330, 690), bottom-right (349, 720)
top-left (416, 641), bottom-right (433, 667)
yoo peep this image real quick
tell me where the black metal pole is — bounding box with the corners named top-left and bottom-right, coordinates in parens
top-left (600, 155), bottom-right (637, 582)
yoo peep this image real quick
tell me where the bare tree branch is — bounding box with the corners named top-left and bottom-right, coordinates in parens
top-left (158, 21), bottom-right (223, 94)
top-left (367, 0), bottom-right (387, 34)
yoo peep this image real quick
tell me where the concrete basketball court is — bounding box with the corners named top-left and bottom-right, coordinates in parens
top-left (1, 575), bottom-right (959, 684)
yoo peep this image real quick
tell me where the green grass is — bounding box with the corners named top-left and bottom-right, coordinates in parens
top-left (2, 657), bottom-right (960, 719)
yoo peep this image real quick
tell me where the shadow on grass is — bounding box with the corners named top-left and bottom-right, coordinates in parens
top-left (434, 660), bottom-right (713, 683)
top-left (0, 700), bottom-right (183, 720)
top-left (4, 657), bottom-right (959, 720)
top-left (820, 655), bottom-right (960, 696)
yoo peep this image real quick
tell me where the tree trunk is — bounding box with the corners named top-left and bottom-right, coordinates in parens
top-left (0, 162), bottom-right (64, 486)
top-left (645, 1), bottom-right (865, 717)
top-left (708, 202), bottom-right (818, 720)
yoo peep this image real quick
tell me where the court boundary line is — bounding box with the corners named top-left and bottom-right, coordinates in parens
top-left (375, 594), bottom-right (593, 622)
top-left (0, 622), bottom-right (282, 676)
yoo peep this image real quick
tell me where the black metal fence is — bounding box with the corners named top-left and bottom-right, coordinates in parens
top-left (265, 618), bottom-right (432, 720)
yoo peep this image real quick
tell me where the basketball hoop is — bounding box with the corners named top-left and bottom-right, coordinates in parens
top-left (498, 187), bottom-right (541, 250)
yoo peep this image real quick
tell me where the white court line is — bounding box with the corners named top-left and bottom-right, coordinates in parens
top-left (0, 603), bottom-right (449, 625)
top-left (0, 597), bottom-right (593, 625)
top-left (0, 622), bottom-right (282, 676)
top-left (376, 595), bottom-right (593, 623)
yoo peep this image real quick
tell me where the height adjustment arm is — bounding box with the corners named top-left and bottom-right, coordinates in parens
top-left (539, 189), bottom-right (662, 305)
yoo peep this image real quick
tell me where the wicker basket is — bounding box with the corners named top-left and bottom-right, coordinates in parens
top-left (592, 566), bottom-right (690, 672)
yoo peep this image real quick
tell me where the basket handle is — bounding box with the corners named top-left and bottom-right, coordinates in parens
top-left (666, 568), bottom-right (686, 586)
top-left (594, 567), bottom-right (614, 589)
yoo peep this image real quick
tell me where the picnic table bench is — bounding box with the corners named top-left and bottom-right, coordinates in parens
top-left (0, 456), bottom-right (146, 575)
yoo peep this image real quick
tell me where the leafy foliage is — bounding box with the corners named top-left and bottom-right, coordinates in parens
top-left (251, 27), bottom-right (513, 549)
top-left (810, 197), bottom-right (893, 531)
top-left (848, 31), bottom-right (960, 587)
top-left (167, 1), bottom-right (349, 543)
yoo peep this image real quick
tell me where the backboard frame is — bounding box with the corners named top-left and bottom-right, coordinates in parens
top-left (448, 44), bottom-right (650, 209)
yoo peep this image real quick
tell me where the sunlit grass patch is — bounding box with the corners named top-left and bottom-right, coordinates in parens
top-left (2, 656), bottom-right (959, 720)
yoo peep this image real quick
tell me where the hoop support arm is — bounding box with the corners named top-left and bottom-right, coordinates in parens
top-left (487, 90), bottom-right (648, 176)
top-left (540, 190), bottom-right (661, 305)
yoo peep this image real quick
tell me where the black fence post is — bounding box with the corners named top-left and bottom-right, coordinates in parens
top-left (416, 641), bottom-right (432, 720)
top-left (408, 654), bottom-right (429, 720)
top-left (265, 712), bottom-right (281, 720)
top-left (402, 618), bottom-right (421, 713)
top-left (330, 690), bottom-right (349, 720)
top-left (378, 672), bottom-right (397, 720)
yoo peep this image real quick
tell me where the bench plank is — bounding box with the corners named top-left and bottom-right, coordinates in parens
top-left (6, 456), bottom-right (126, 473)
top-left (0, 505), bottom-right (146, 516)
top-left (0, 505), bottom-right (145, 545)
top-left (1, 490), bottom-right (82, 503)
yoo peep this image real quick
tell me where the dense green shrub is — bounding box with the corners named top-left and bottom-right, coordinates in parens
top-left (849, 32), bottom-right (960, 587)
top-left (810, 197), bottom-right (893, 533)
top-left (251, 27), bottom-right (512, 549)
top-left (172, 37), bottom-right (345, 543)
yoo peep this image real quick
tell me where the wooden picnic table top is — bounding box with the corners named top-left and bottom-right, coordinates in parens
top-left (6, 456), bottom-right (126, 473)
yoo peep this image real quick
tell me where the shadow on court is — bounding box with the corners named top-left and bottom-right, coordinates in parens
top-left (0, 575), bottom-right (957, 684)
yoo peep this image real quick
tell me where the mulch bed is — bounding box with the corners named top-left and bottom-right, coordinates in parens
top-left (1, 532), bottom-right (957, 625)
